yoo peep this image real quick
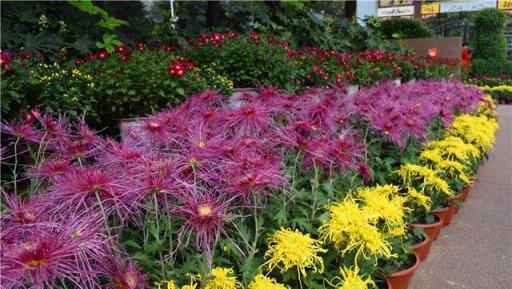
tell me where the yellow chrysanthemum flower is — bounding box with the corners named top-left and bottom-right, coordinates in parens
top-left (156, 280), bottom-right (177, 289)
top-left (437, 159), bottom-right (464, 174)
top-left (319, 197), bottom-right (394, 259)
top-left (396, 164), bottom-right (453, 197)
top-left (262, 228), bottom-right (326, 279)
top-left (406, 187), bottom-right (432, 212)
top-left (333, 266), bottom-right (375, 289)
top-left (204, 267), bottom-right (241, 289)
top-left (348, 223), bottom-right (394, 259)
top-left (319, 198), bottom-right (367, 246)
top-left (248, 274), bottom-right (289, 289)
top-left (419, 149), bottom-right (444, 164)
top-left (446, 114), bottom-right (498, 153)
top-left (423, 174), bottom-right (453, 197)
top-left (357, 185), bottom-right (407, 233)
top-left (425, 136), bottom-right (480, 162)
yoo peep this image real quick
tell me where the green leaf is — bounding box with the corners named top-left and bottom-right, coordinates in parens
top-left (176, 87), bottom-right (185, 96)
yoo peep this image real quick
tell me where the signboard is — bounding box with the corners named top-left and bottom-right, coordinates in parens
top-left (379, 0), bottom-right (413, 8)
top-left (377, 5), bottom-right (415, 17)
top-left (498, 0), bottom-right (512, 10)
top-left (421, 2), bottom-right (440, 14)
top-left (440, 1), bottom-right (495, 13)
top-left (428, 48), bottom-right (438, 58)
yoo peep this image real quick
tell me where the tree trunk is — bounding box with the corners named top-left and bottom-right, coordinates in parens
top-left (344, 0), bottom-right (356, 20)
top-left (206, 1), bottom-right (223, 28)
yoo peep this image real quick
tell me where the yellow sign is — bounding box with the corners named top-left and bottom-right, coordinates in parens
top-left (421, 3), bottom-right (440, 14)
top-left (498, 0), bottom-right (512, 10)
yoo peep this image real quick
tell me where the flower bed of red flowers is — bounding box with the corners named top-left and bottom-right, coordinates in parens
top-left (1, 31), bottom-right (460, 136)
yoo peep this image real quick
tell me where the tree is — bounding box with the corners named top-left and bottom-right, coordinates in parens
top-left (206, 1), bottom-right (223, 28)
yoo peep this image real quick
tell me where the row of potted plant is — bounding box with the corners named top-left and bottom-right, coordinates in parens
top-left (479, 85), bottom-right (512, 104)
top-left (385, 101), bottom-right (498, 289)
top-left (0, 80), bottom-right (496, 289)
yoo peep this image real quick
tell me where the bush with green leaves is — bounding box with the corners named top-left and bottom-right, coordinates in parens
top-left (470, 58), bottom-right (512, 78)
top-left (1, 58), bottom-right (97, 122)
top-left (76, 48), bottom-right (217, 129)
top-left (472, 8), bottom-right (508, 60)
top-left (185, 34), bottom-right (303, 90)
top-left (380, 18), bottom-right (434, 39)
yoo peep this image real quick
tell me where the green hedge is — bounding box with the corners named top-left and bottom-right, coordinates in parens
top-left (472, 8), bottom-right (508, 60)
top-left (185, 37), bottom-right (303, 91)
top-left (470, 59), bottom-right (512, 78)
top-left (380, 18), bottom-right (433, 39)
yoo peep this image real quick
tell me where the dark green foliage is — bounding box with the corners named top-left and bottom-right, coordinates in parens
top-left (77, 50), bottom-right (210, 130)
top-left (380, 18), bottom-right (434, 39)
top-left (1, 60), bottom-right (97, 122)
top-left (472, 8), bottom-right (508, 60)
top-left (470, 58), bottom-right (512, 77)
top-left (185, 37), bottom-right (302, 90)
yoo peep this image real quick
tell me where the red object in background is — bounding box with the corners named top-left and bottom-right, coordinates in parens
top-left (428, 48), bottom-right (438, 58)
top-left (462, 46), bottom-right (471, 68)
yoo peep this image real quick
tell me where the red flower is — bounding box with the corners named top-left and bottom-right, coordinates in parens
top-left (118, 53), bottom-right (131, 61)
top-left (18, 52), bottom-right (32, 60)
top-left (160, 44), bottom-right (174, 52)
top-left (96, 51), bottom-right (109, 59)
top-left (115, 45), bottom-right (127, 53)
top-left (134, 42), bottom-right (145, 51)
top-left (35, 51), bottom-right (45, 60)
top-left (74, 58), bottom-right (84, 66)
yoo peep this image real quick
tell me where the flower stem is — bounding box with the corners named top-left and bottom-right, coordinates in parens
top-left (94, 190), bottom-right (112, 238)
top-left (153, 194), bottom-right (166, 278)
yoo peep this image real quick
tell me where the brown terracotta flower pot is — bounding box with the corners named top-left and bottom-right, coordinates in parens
top-left (432, 206), bottom-right (453, 227)
top-left (377, 275), bottom-right (394, 289)
top-left (410, 237), bottom-right (433, 261)
top-left (387, 253), bottom-right (420, 289)
top-left (450, 192), bottom-right (465, 214)
top-left (460, 185), bottom-right (470, 202)
top-left (409, 216), bottom-right (443, 241)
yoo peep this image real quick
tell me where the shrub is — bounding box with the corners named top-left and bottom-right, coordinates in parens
top-left (472, 8), bottom-right (508, 60)
top-left (465, 75), bottom-right (512, 87)
top-left (470, 58), bottom-right (512, 78)
top-left (1, 57), bottom-right (97, 122)
top-left (76, 47), bottom-right (218, 129)
top-left (380, 18), bottom-right (433, 39)
top-left (185, 33), bottom-right (303, 90)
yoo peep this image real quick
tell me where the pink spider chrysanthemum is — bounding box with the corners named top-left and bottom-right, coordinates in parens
top-left (1, 214), bottom-right (108, 289)
top-left (172, 191), bottom-right (241, 266)
top-left (104, 258), bottom-right (148, 289)
top-left (49, 167), bottom-right (138, 219)
top-left (28, 158), bottom-right (73, 180)
top-left (227, 103), bottom-right (272, 136)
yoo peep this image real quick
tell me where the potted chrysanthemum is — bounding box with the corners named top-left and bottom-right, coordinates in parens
top-left (419, 137), bottom-right (478, 217)
top-left (397, 163), bottom-right (453, 236)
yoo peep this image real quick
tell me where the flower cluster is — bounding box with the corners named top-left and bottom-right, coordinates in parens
top-left (168, 56), bottom-right (196, 77)
top-left (395, 102), bottom-right (498, 221)
top-left (262, 228), bottom-right (326, 280)
top-left (189, 31), bottom-right (238, 47)
top-left (319, 185), bottom-right (407, 261)
top-left (351, 81), bottom-right (484, 148)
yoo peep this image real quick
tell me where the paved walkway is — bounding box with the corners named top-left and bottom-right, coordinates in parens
top-left (410, 105), bottom-right (512, 289)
